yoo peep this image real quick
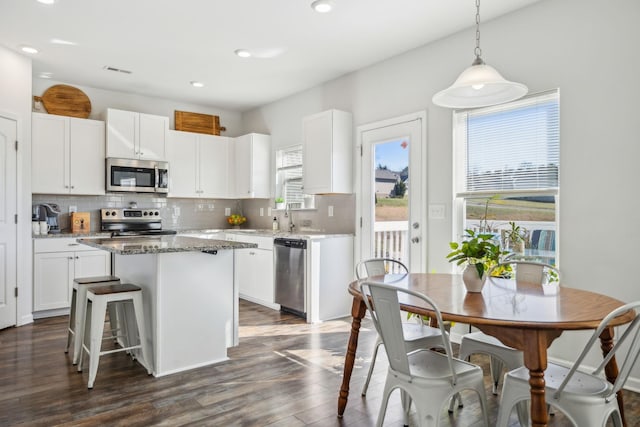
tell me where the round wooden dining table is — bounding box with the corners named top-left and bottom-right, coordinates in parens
top-left (337, 273), bottom-right (636, 427)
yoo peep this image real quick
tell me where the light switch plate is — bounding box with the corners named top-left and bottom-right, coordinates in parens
top-left (225, 207), bottom-right (231, 216)
top-left (69, 205), bottom-right (77, 214)
top-left (429, 204), bottom-right (445, 219)
top-left (260, 207), bottom-right (264, 216)
top-left (328, 206), bottom-right (334, 217)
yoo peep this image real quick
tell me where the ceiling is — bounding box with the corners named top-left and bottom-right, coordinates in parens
top-left (0, 0), bottom-right (541, 112)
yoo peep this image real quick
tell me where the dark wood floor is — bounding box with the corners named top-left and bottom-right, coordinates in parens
top-left (1, 300), bottom-right (638, 426)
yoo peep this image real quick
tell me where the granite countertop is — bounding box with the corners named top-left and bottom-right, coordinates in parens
top-left (207, 229), bottom-right (354, 239)
top-left (77, 236), bottom-right (257, 255)
top-left (33, 231), bottom-right (111, 239)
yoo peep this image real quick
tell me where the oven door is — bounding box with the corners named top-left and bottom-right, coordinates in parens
top-left (107, 158), bottom-right (166, 193)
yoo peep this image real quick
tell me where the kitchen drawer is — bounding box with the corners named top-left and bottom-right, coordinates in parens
top-left (34, 237), bottom-right (99, 253)
top-left (225, 233), bottom-right (273, 250)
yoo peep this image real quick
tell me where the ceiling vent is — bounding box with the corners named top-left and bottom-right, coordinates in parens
top-left (103, 66), bottom-right (132, 74)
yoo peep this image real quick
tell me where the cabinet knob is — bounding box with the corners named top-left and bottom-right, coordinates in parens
top-left (140, 152), bottom-right (144, 156)
top-left (75, 256), bottom-right (79, 259)
top-left (65, 185), bottom-right (69, 189)
top-left (68, 256), bottom-right (73, 260)
top-left (71, 186), bottom-right (75, 189)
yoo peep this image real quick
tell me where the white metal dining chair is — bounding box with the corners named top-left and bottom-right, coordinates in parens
top-left (356, 258), bottom-right (446, 397)
top-left (496, 300), bottom-right (640, 427)
top-left (361, 281), bottom-right (489, 427)
top-left (451, 261), bottom-right (560, 423)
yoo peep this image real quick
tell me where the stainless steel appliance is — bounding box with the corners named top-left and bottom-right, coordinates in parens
top-left (106, 158), bottom-right (169, 194)
top-left (32, 203), bottom-right (61, 233)
top-left (274, 238), bottom-right (307, 318)
top-left (101, 208), bottom-right (176, 236)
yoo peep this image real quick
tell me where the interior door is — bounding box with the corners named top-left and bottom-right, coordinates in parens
top-left (0, 116), bottom-right (17, 328)
top-left (359, 113), bottom-right (426, 272)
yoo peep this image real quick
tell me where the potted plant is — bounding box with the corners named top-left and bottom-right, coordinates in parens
top-left (446, 229), bottom-right (504, 292)
top-left (275, 197), bottom-right (285, 210)
top-left (505, 221), bottom-right (527, 254)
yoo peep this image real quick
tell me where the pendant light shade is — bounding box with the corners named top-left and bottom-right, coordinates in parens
top-left (432, 59), bottom-right (528, 109)
top-left (432, 0), bottom-right (527, 109)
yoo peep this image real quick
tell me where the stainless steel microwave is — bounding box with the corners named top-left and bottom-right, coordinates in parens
top-left (106, 158), bottom-right (169, 193)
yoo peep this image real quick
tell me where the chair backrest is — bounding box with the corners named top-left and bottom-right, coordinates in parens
top-left (487, 260), bottom-right (560, 286)
top-left (530, 229), bottom-right (556, 251)
top-left (554, 301), bottom-right (640, 401)
top-left (355, 258), bottom-right (408, 279)
top-left (360, 281), bottom-right (455, 380)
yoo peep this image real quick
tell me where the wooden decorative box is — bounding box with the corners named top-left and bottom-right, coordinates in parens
top-left (71, 212), bottom-right (90, 233)
top-left (175, 110), bottom-right (226, 135)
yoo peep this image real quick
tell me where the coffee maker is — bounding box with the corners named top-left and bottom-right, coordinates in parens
top-left (32, 203), bottom-right (61, 234)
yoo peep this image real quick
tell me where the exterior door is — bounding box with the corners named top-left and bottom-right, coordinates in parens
top-left (0, 116), bottom-right (17, 328)
top-left (359, 112), bottom-right (426, 272)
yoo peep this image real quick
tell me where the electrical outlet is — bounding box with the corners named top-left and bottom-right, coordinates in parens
top-left (328, 205), bottom-right (334, 217)
top-left (225, 207), bottom-right (231, 216)
top-left (260, 207), bottom-right (264, 217)
top-left (267, 207), bottom-right (272, 216)
top-left (301, 219), bottom-right (312, 227)
top-left (69, 205), bottom-right (77, 214)
top-left (173, 206), bottom-right (181, 216)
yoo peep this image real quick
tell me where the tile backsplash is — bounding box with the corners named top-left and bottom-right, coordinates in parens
top-left (32, 194), bottom-right (355, 234)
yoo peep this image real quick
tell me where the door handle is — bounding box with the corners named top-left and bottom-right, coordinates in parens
top-left (413, 222), bottom-right (419, 229)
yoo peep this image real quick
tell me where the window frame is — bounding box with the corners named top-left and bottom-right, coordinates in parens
top-left (452, 90), bottom-right (560, 258)
top-left (275, 144), bottom-right (305, 208)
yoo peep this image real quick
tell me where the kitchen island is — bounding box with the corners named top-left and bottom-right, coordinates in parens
top-left (78, 236), bottom-right (257, 377)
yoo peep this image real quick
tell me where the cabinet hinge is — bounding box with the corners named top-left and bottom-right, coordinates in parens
top-left (15, 140), bottom-right (18, 151)
top-left (14, 287), bottom-right (18, 298)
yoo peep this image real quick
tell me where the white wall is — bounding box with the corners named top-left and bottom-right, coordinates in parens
top-left (0, 46), bottom-right (33, 326)
top-left (243, 0), bottom-right (640, 383)
top-left (33, 78), bottom-right (244, 136)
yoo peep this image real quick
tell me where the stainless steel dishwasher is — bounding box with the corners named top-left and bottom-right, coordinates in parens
top-left (274, 238), bottom-right (307, 318)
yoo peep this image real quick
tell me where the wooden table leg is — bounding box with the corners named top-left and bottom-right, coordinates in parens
top-left (337, 297), bottom-right (367, 418)
top-left (522, 330), bottom-right (550, 427)
top-left (600, 326), bottom-right (626, 427)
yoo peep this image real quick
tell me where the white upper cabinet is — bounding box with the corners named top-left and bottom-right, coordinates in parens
top-left (232, 133), bottom-right (271, 199)
top-left (302, 109), bottom-right (353, 194)
top-left (32, 112), bottom-right (105, 195)
top-left (166, 130), bottom-right (229, 198)
top-left (105, 108), bottom-right (168, 160)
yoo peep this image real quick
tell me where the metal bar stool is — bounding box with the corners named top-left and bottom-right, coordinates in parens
top-left (78, 283), bottom-right (152, 388)
top-left (65, 275), bottom-right (121, 365)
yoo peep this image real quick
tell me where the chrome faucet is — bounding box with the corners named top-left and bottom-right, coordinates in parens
top-left (285, 203), bottom-right (295, 233)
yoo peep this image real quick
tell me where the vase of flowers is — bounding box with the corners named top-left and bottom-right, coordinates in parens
top-left (446, 229), bottom-right (504, 292)
top-left (227, 214), bottom-right (247, 229)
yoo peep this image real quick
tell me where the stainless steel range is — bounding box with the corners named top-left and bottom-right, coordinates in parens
top-left (101, 208), bottom-right (177, 236)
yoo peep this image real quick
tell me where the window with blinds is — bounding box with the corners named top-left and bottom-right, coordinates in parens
top-left (453, 90), bottom-right (560, 261)
top-left (276, 145), bottom-right (304, 206)
top-left (454, 90), bottom-right (559, 196)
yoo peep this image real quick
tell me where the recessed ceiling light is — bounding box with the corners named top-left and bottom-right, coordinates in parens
top-left (36, 0), bottom-right (57, 4)
top-left (234, 49), bottom-right (251, 58)
top-left (311, 0), bottom-right (334, 13)
top-left (39, 72), bottom-right (53, 79)
top-left (190, 81), bottom-right (204, 88)
top-left (21, 46), bottom-right (39, 54)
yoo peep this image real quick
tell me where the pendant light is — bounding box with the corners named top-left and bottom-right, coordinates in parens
top-left (432, 0), bottom-right (527, 109)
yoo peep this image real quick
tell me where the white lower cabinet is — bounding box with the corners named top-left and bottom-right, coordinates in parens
top-left (33, 238), bottom-right (111, 316)
top-left (227, 233), bottom-right (277, 309)
top-left (307, 235), bottom-right (354, 323)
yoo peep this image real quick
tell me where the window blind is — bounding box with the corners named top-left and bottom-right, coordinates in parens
top-left (277, 146), bottom-right (304, 205)
top-left (455, 91), bottom-right (559, 195)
